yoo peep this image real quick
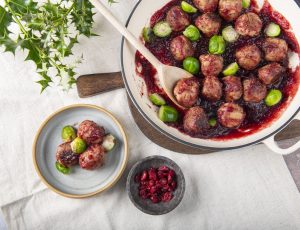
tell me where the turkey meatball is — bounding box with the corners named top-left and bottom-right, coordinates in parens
top-left (79, 144), bottom-right (105, 170)
top-left (56, 142), bottom-right (79, 167)
top-left (243, 78), bottom-right (267, 103)
top-left (166, 6), bottom-right (190, 32)
top-left (199, 54), bottom-right (223, 76)
top-left (192, 0), bottom-right (219, 12)
top-left (235, 12), bottom-right (262, 37)
top-left (218, 103), bottom-right (245, 128)
top-left (195, 13), bottom-right (221, 37)
top-left (218, 0), bottom-right (242, 22)
top-left (202, 76), bottom-right (223, 101)
top-left (236, 44), bottom-right (261, 70)
top-left (170, 35), bottom-right (195, 61)
top-left (258, 63), bottom-right (285, 85)
top-left (183, 106), bottom-right (210, 135)
top-left (262, 38), bottom-right (288, 62)
top-left (77, 120), bottom-right (105, 145)
top-left (174, 77), bottom-right (200, 108)
top-left (223, 76), bottom-right (243, 102)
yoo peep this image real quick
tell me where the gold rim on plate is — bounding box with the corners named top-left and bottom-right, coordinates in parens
top-left (32, 104), bottom-right (129, 198)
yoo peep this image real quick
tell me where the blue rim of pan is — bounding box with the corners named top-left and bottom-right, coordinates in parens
top-left (120, 0), bottom-right (300, 150)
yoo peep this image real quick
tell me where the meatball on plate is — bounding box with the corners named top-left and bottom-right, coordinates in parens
top-left (123, 0), bottom-right (300, 154)
top-left (33, 104), bottom-right (128, 198)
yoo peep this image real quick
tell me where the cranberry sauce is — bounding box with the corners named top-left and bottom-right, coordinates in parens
top-left (135, 0), bottom-right (300, 139)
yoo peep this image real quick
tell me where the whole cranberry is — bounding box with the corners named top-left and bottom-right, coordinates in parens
top-left (158, 166), bottom-right (170, 172)
top-left (162, 192), bottom-right (173, 202)
top-left (160, 178), bottom-right (168, 185)
top-left (148, 168), bottom-right (158, 180)
top-left (150, 194), bottom-right (160, 203)
top-left (141, 170), bottom-right (148, 181)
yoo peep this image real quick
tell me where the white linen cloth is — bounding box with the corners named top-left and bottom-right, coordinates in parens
top-left (1, 0), bottom-right (300, 229)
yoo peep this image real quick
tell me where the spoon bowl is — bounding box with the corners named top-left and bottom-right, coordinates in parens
top-left (90, 0), bottom-right (192, 109)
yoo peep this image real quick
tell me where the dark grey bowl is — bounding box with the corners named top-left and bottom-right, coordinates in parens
top-left (126, 155), bottom-right (185, 215)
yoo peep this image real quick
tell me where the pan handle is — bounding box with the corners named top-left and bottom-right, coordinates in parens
top-left (263, 113), bottom-right (300, 155)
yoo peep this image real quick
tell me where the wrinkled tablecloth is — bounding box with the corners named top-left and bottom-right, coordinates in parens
top-left (1, 0), bottom-right (300, 229)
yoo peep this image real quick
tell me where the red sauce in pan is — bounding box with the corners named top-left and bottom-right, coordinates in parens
top-left (135, 0), bottom-right (300, 139)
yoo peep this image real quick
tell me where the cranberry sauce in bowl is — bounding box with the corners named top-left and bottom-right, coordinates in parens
top-left (126, 156), bottom-right (185, 215)
top-left (135, 0), bottom-right (300, 140)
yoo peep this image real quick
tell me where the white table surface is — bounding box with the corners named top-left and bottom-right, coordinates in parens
top-left (1, 0), bottom-right (300, 229)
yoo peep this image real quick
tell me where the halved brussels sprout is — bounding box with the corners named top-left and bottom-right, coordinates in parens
top-left (265, 23), bottom-right (281, 37)
top-left (209, 35), bottom-right (226, 55)
top-left (71, 137), bottom-right (87, 154)
top-left (158, 105), bottom-right (179, 122)
top-left (222, 26), bottom-right (239, 43)
top-left (61, 125), bottom-right (76, 142)
top-left (55, 162), bottom-right (71, 174)
top-left (265, 89), bottom-right (282, 107)
top-left (183, 57), bottom-right (200, 74)
top-left (183, 25), bottom-right (201, 41)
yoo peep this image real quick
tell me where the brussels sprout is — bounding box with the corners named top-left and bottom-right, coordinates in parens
top-left (209, 118), bottom-right (217, 127)
top-left (143, 27), bottom-right (154, 43)
top-left (102, 134), bottom-right (116, 152)
top-left (183, 57), bottom-right (200, 74)
top-left (183, 25), bottom-right (201, 41)
top-left (242, 0), bottom-right (251, 8)
top-left (159, 105), bottom-right (179, 122)
top-left (223, 62), bottom-right (239, 76)
top-left (153, 21), bottom-right (172, 38)
top-left (181, 1), bottom-right (198, 13)
top-left (149, 93), bottom-right (166, 106)
top-left (222, 26), bottom-right (239, 43)
top-left (265, 89), bottom-right (282, 107)
top-left (265, 23), bottom-right (281, 37)
top-left (61, 125), bottom-right (76, 142)
top-left (55, 162), bottom-right (71, 174)
top-left (209, 35), bottom-right (226, 55)
top-left (71, 137), bottom-right (87, 154)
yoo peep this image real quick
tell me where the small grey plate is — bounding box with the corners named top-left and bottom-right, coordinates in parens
top-left (33, 104), bottom-right (128, 198)
top-left (126, 156), bottom-right (185, 215)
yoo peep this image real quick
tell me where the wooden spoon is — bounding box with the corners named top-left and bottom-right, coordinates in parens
top-left (89, 0), bottom-right (193, 109)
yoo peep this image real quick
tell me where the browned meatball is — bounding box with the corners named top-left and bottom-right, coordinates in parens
top-left (78, 120), bottom-right (105, 145)
top-left (199, 54), bottom-right (223, 76)
top-left (183, 106), bottom-right (209, 134)
top-left (223, 76), bottom-right (243, 102)
top-left (243, 78), bottom-right (267, 103)
top-left (174, 77), bottom-right (200, 108)
top-left (236, 45), bottom-right (261, 70)
top-left (218, 0), bottom-right (242, 22)
top-left (170, 35), bottom-right (195, 61)
top-left (218, 103), bottom-right (245, 128)
top-left (56, 142), bottom-right (79, 167)
top-left (202, 76), bottom-right (223, 101)
top-left (166, 6), bottom-right (190, 32)
top-left (262, 38), bottom-right (288, 62)
top-left (195, 13), bottom-right (221, 37)
top-left (258, 63), bottom-right (285, 85)
top-left (79, 144), bottom-right (105, 170)
top-left (235, 13), bottom-right (262, 37)
top-left (192, 0), bottom-right (218, 12)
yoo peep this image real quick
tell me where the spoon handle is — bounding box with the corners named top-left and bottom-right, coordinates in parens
top-left (90, 0), bottom-right (162, 71)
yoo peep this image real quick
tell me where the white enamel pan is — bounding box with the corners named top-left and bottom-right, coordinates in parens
top-left (119, 0), bottom-right (300, 154)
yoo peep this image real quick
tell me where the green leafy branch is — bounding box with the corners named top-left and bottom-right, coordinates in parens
top-left (0, 0), bottom-right (114, 92)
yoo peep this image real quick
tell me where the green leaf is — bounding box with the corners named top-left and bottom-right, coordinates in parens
top-left (0, 35), bottom-right (19, 54)
top-left (71, 0), bottom-right (95, 37)
top-left (0, 6), bottom-right (12, 37)
top-left (7, 0), bottom-right (38, 15)
top-left (21, 40), bottom-right (41, 65)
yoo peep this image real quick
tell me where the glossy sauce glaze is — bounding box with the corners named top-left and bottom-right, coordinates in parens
top-left (135, 0), bottom-right (300, 139)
